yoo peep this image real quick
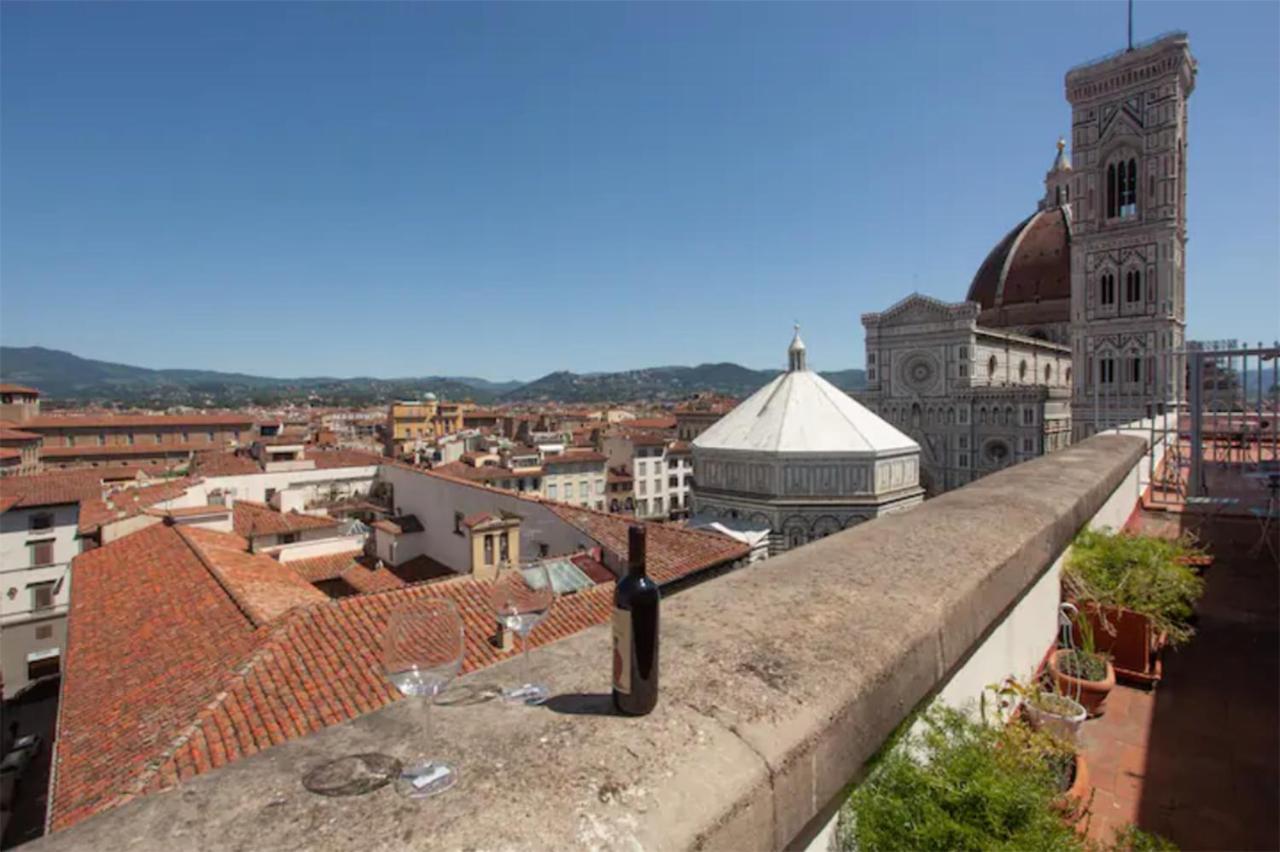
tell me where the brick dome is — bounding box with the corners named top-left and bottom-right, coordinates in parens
top-left (966, 206), bottom-right (1071, 326)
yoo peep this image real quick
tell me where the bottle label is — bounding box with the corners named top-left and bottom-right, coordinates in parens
top-left (612, 608), bottom-right (631, 695)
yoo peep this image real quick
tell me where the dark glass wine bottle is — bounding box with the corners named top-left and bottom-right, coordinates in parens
top-left (612, 524), bottom-right (660, 716)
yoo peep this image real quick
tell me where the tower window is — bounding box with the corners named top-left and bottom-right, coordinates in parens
top-left (1125, 270), bottom-right (1142, 302)
top-left (987, 355), bottom-right (997, 377)
top-left (1107, 164), bottom-right (1117, 219)
top-left (1100, 358), bottom-right (1116, 385)
top-left (1099, 273), bottom-right (1116, 306)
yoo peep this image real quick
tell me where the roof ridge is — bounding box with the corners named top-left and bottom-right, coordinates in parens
top-left (173, 526), bottom-right (268, 629)
top-left (809, 372), bottom-right (874, 447)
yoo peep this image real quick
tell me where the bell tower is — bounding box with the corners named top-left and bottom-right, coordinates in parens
top-left (1066, 33), bottom-right (1196, 436)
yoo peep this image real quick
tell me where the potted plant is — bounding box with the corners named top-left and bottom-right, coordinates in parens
top-left (1048, 615), bottom-right (1116, 717)
top-left (989, 676), bottom-right (1087, 744)
top-left (838, 705), bottom-right (1088, 850)
top-left (1063, 528), bottom-right (1206, 685)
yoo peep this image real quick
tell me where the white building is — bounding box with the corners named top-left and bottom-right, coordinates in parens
top-left (692, 329), bottom-right (923, 555)
top-left (0, 492), bottom-right (78, 694)
top-left (541, 452), bottom-right (608, 510)
top-left (603, 430), bottom-right (673, 519)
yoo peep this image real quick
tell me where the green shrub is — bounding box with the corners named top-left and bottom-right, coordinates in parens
top-left (838, 706), bottom-right (1083, 852)
top-left (1064, 529), bottom-right (1205, 646)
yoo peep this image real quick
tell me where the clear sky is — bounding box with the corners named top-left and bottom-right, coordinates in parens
top-left (2, 2), bottom-right (1277, 381)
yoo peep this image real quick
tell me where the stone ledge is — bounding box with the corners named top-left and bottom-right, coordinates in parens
top-left (34, 434), bottom-right (1147, 851)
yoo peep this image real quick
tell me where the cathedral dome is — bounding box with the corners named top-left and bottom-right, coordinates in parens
top-left (965, 205), bottom-right (1071, 329)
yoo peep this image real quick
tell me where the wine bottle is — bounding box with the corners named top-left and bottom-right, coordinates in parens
top-left (613, 524), bottom-right (660, 716)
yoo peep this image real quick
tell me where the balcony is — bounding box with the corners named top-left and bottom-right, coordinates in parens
top-left (29, 431), bottom-right (1276, 850)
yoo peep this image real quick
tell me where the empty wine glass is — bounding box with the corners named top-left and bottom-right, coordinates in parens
top-left (488, 560), bottom-right (556, 705)
top-left (382, 597), bottom-right (464, 797)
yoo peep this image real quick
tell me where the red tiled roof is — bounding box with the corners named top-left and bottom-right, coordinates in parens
top-left (147, 503), bottom-right (231, 519)
top-left (0, 448), bottom-right (20, 461)
top-left (78, 478), bottom-right (198, 535)
top-left (337, 560), bottom-right (405, 593)
top-left (284, 550), bottom-right (363, 583)
top-left (24, 413), bottom-right (253, 430)
top-left (461, 511), bottom-right (514, 529)
top-left (51, 532), bottom-right (615, 832)
top-left (0, 427), bottom-right (41, 442)
top-left (189, 451), bottom-right (261, 476)
top-left (179, 526), bottom-right (326, 624)
top-left (570, 552), bottom-right (616, 584)
top-left (53, 523), bottom-right (262, 831)
top-left (432, 460), bottom-right (536, 484)
top-left (0, 469), bottom-right (108, 510)
top-left (542, 451), bottom-right (607, 465)
top-left (0, 383), bottom-right (40, 395)
top-left (232, 501), bottom-right (339, 538)
top-left (304, 448), bottom-right (384, 470)
top-left (624, 416), bottom-right (676, 430)
top-left (544, 503), bottom-right (748, 586)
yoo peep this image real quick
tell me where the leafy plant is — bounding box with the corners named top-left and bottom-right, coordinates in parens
top-left (1064, 529), bottom-right (1206, 646)
top-left (1058, 614), bottom-right (1110, 682)
top-left (838, 706), bottom-right (1083, 851)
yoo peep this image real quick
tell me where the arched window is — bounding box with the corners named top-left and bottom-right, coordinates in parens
top-left (1126, 269), bottom-right (1142, 302)
top-left (1065, 367), bottom-right (1072, 384)
top-left (1106, 163), bottom-right (1117, 219)
top-left (1100, 273), bottom-right (1116, 306)
top-left (978, 407), bottom-right (987, 425)
top-left (987, 355), bottom-right (997, 377)
top-left (1122, 158), bottom-right (1138, 216)
top-left (1018, 360), bottom-right (1028, 381)
top-left (1044, 363), bottom-right (1053, 382)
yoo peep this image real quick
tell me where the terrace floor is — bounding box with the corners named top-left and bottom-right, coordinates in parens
top-left (1079, 511), bottom-right (1279, 850)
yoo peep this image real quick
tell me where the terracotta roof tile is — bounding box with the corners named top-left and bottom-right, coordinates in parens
top-left (285, 550), bottom-right (363, 583)
top-left (232, 501), bottom-right (339, 538)
top-left (0, 383), bottom-right (40, 395)
top-left (189, 451), bottom-right (261, 476)
top-left (0, 427), bottom-right (41, 442)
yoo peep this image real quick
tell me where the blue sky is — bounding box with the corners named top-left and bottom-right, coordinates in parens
top-left (2, 2), bottom-right (1276, 381)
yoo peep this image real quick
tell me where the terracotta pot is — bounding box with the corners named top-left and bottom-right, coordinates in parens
top-left (1054, 752), bottom-right (1092, 825)
top-left (1049, 649), bottom-right (1115, 718)
top-left (1066, 600), bottom-right (1166, 686)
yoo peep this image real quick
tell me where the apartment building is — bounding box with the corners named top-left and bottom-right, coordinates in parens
top-left (0, 480), bottom-right (81, 694)
top-left (21, 411), bottom-right (255, 470)
top-left (541, 452), bottom-right (608, 509)
top-left (603, 430), bottom-right (675, 519)
top-left (665, 441), bottom-right (693, 517)
top-left (385, 397), bottom-right (438, 460)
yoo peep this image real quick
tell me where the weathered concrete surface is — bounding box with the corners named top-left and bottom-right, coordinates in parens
top-left (34, 435), bottom-right (1146, 852)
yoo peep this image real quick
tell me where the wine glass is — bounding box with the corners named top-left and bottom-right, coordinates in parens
top-left (382, 597), bottom-right (464, 797)
top-left (488, 560), bottom-right (556, 705)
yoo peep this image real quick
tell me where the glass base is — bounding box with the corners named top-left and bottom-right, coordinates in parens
top-left (395, 761), bottom-right (457, 798)
top-left (501, 682), bottom-right (549, 705)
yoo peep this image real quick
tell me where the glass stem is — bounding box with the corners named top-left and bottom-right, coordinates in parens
top-left (521, 630), bottom-right (531, 687)
top-left (421, 693), bottom-right (433, 766)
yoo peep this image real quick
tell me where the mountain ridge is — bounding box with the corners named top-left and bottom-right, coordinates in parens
top-left (0, 346), bottom-right (865, 406)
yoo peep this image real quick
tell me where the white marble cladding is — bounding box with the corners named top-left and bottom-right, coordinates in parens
top-left (695, 451), bottom-right (918, 500)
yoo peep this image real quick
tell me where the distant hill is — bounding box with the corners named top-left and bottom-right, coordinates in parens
top-left (0, 346), bottom-right (865, 406)
top-left (502, 362), bottom-right (866, 403)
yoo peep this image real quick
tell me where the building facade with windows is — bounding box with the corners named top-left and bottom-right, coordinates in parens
top-left (0, 494), bottom-right (78, 695)
top-left (860, 296), bottom-right (1073, 495)
top-left (858, 33), bottom-right (1194, 489)
top-left (1065, 34), bottom-right (1195, 436)
top-left (540, 452), bottom-right (608, 510)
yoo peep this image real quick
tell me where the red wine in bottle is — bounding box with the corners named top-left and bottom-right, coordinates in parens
top-left (613, 525), bottom-right (660, 716)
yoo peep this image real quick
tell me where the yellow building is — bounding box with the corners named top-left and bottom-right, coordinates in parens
top-left (385, 397), bottom-right (438, 459)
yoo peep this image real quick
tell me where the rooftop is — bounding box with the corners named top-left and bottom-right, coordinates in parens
top-left (232, 501), bottom-right (340, 538)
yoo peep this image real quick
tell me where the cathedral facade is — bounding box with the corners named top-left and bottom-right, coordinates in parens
top-left (859, 32), bottom-right (1195, 492)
